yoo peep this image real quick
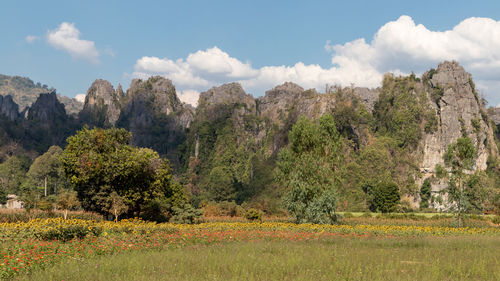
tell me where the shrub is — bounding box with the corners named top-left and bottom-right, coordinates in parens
top-left (368, 181), bottom-right (400, 213)
top-left (141, 199), bottom-right (171, 223)
top-left (361, 212), bottom-right (372, 218)
top-left (491, 216), bottom-right (500, 225)
top-left (420, 178), bottom-right (432, 209)
top-left (343, 212), bottom-right (354, 218)
top-left (244, 208), bottom-right (263, 222)
top-left (170, 204), bottom-right (203, 224)
top-left (33, 221), bottom-right (102, 242)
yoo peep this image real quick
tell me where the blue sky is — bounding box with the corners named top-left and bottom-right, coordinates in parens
top-left (1, 0), bottom-right (500, 106)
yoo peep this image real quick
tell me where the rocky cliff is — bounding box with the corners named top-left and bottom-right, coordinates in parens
top-left (0, 95), bottom-right (20, 121)
top-left (0, 74), bottom-right (83, 115)
top-left (114, 76), bottom-right (194, 165)
top-left (27, 91), bottom-right (68, 125)
top-left (79, 79), bottom-right (122, 127)
top-left (420, 62), bottom-right (497, 192)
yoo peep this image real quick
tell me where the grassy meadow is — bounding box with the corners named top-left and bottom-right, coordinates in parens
top-left (0, 212), bottom-right (498, 280)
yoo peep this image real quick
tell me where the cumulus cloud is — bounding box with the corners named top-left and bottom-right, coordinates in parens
top-left (47, 22), bottom-right (99, 63)
top-left (133, 16), bottom-right (500, 106)
top-left (132, 46), bottom-right (382, 106)
top-left (25, 35), bottom-right (39, 43)
top-left (74, 93), bottom-right (86, 103)
top-left (178, 90), bottom-right (200, 107)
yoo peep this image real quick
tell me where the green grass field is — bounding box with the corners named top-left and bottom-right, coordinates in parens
top-left (18, 236), bottom-right (500, 281)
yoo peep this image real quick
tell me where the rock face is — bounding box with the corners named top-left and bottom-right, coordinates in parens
top-left (117, 76), bottom-right (194, 165)
top-left (0, 95), bottom-right (20, 121)
top-left (487, 107), bottom-right (500, 126)
top-left (199, 83), bottom-right (255, 111)
top-left (80, 79), bottom-right (121, 126)
top-left (352, 87), bottom-right (380, 112)
top-left (0, 74), bottom-right (82, 115)
top-left (421, 61), bottom-right (497, 187)
top-left (27, 91), bottom-right (67, 125)
top-left (125, 77), bottom-right (184, 115)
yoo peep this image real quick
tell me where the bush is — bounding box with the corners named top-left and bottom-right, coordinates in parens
top-left (491, 216), bottom-right (500, 225)
top-left (244, 208), bottom-right (263, 222)
top-left (141, 199), bottom-right (171, 223)
top-left (361, 212), bottom-right (372, 218)
top-left (170, 204), bottom-right (204, 224)
top-left (343, 212), bottom-right (354, 218)
top-left (369, 181), bottom-right (400, 213)
top-left (200, 201), bottom-right (246, 217)
top-left (420, 178), bottom-right (431, 209)
top-left (33, 221), bottom-right (102, 242)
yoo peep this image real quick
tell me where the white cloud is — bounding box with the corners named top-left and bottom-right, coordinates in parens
top-left (133, 16), bottom-right (500, 106)
top-left (132, 46), bottom-right (382, 107)
top-left (47, 22), bottom-right (99, 63)
top-left (25, 35), bottom-right (39, 43)
top-left (178, 90), bottom-right (200, 107)
top-left (74, 93), bottom-right (86, 103)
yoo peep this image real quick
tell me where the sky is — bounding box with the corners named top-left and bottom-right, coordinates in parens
top-left (1, 0), bottom-right (500, 107)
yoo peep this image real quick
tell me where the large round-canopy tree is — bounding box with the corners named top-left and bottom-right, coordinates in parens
top-left (61, 127), bottom-right (185, 217)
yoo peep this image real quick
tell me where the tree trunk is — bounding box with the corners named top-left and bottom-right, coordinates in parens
top-left (44, 176), bottom-right (47, 197)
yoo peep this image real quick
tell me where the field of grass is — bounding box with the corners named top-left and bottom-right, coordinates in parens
top-left (0, 214), bottom-right (499, 280)
top-left (18, 236), bottom-right (500, 281)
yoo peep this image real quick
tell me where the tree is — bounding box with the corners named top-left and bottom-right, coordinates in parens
top-left (420, 178), bottom-right (432, 209)
top-left (368, 181), bottom-right (400, 213)
top-left (276, 114), bottom-right (343, 224)
top-left (56, 189), bottom-right (80, 219)
top-left (0, 155), bottom-right (31, 194)
top-left (61, 127), bottom-right (187, 218)
top-left (106, 192), bottom-right (128, 222)
top-left (205, 166), bottom-right (235, 202)
top-left (25, 146), bottom-right (68, 197)
top-left (443, 137), bottom-right (476, 227)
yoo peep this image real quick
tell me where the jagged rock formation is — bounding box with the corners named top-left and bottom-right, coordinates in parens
top-left (352, 87), bottom-right (379, 112)
top-left (116, 76), bottom-right (194, 165)
top-left (2, 61), bottom-right (498, 211)
top-left (79, 79), bottom-right (121, 127)
top-left (421, 62), bottom-right (497, 179)
top-left (0, 74), bottom-right (83, 115)
top-left (0, 95), bottom-right (20, 121)
top-left (189, 81), bottom-right (378, 160)
top-left (487, 107), bottom-right (500, 126)
top-left (27, 91), bottom-right (67, 125)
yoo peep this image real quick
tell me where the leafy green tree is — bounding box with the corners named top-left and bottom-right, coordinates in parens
top-left (25, 146), bottom-right (68, 197)
top-left (56, 189), bottom-right (80, 219)
top-left (0, 188), bottom-right (6, 205)
top-left (170, 204), bottom-right (204, 224)
top-left (420, 178), bottom-right (432, 209)
top-left (0, 155), bottom-right (31, 194)
top-left (205, 166), bottom-right (235, 202)
top-left (368, 181), bottom-right (400, 213)
top-left (443, 137), bottom-right (476, 227)
top-left (61, 127), bottom-right (187, 218)
top-left (105, 191), bottom-right (128, 222)
top-left (276, 114), bottom-right (343, 224)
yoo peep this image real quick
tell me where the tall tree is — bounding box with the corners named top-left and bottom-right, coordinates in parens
top-left (0, 155), bottom-right (31, 195)
top-left (105, 191), bottom-right (128, 222)
top-left (56, 189), bottom-right (80, 219)
top-left (275, 114), bottom-right (343, 224)
top-left (61, 127), bottom-right (186, 217)
top-left (25, 146), bottom-right (68, 197)
top-left (443, 137), bottom-right (477, 227)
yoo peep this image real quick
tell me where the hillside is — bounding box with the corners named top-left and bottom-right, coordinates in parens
top-left (1, 61), bottom-right (499, 213)
top-left (0, 74), bottom-right (83, 115)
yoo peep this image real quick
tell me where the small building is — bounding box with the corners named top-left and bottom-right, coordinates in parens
top-left (2, 194), bottom-right (24, 209)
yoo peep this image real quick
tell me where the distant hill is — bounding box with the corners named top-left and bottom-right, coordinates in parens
top-left (0, 74), bottom-right (83, 115)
